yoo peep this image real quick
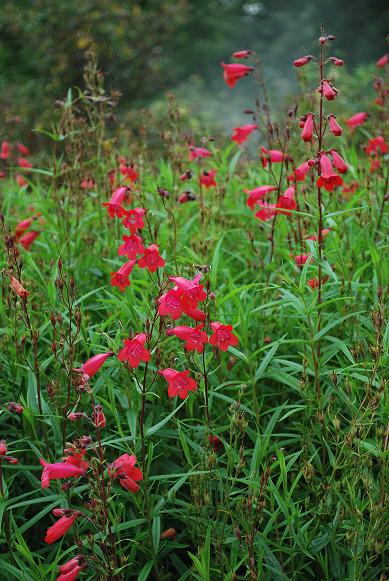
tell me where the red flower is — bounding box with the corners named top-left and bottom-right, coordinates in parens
top-left (110, 260), bottom-right (136, 291)
top-left (255, 202), bottom-right (277, 221)
top-left (77, 352), bottom-right (113, 377)
top-left (16, 174), bottom-right (28, 188)
top-left (231, 124), bottom-right (258, 145)
top-left (159, 368), bottom-right (198, 399)
top-left (63, 448), bottom-right (88, 472)
top-left (221, 62), bottom-right (254, 88)
top-left (0, 141), bottom-right (10, 159)
top-left (0, 441), bottom-right (7, 456)
top-left (39, 458), bottom-right (85, 489)
top-left (17, 143), bottom-right (30, 156)
top-left (346, 112), bottom-right (368, 130)
top-left (179, 170), bottom-right (192, 181)
top-left (276, 186), bottom-right (296, 214)
top-left (10, 276), bottom-right (29, 299)
top-left (92, 404), bottom-right (106, 428)
top-left (245, 185), bottom-right (277, 210)
top-left (169, 274), bottom-right (207, 310)
top-left (81, 178), bottom-right (94, 190)
top-left (366, 136), bottom-right (388, 155)
top-left (167, 323), bottom-right (208, 352)
top-left (260, 146), bottom-right (285, 167)
top-left (308, 276), bottom-right (329, 289)
top-left (328, 114), bottom-right (342, 137)
top-left (138, 244), bottom-right (165, 272)
top-left (330, 57), bottom-right (344, 66)
top-left (294, 254), bottom-right (311, 266)
top-left (122, 207), bottom-right (146, 234)
top-left (200, 169), bottom-right (217, 189)
top-left (119, 162), bottom-right (138, 183)
top-left (301, 113), bottom-right (315, 142)
top-left (317, 153), bottom-right (343, 192)
top-left (376, 54), bottom-right (388, 68)
top-left (233, 50), bottom-right (253, 59)
top-left (111, 453), bottom-right (143, 492)
top-left (330, 150), bottom-right (348, 174)
top-left (19, 230), bottom-right (40, 250)
top-left (209, 321), bottom-right (238, 351)
top-left (57, 556), bottom-right (85, 581)
top-left (293, 55), bottom-right (312, 67)
top-left (158, 289), bottom-right (184, 320)
top-left (17, 157), bottom-right (33, 169)
top-left (45, 513), bottom-right (79, 544)
top-left (208, 435), bottom-right (223, 452)
top-left (102, 186), bottom-right (130, 218)
top-left (319, 80), bottom-right (338, 101)
top-left (189, 146), bottom-right (212, 161)
top-left (117, 333), bottom-right (150, 368)
top-left (178, 191), bottom-right (196, 204)
top-left (118, 234), bottom-right (145, 259)
top-left (289, 159), bottom-right (314, 182)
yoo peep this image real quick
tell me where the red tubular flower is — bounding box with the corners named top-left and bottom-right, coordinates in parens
top-left (57, 556), bottom-right (85, 581)
top-left (317, 153), bottom-right (343, 192)
top-left (77, 352), bottom-right (114, 377)
top-left (166, 323), bottom-right (208, 352)
top-left (45, 513), bottom-right (79, 544)
top-left (19, 230), bottom-right (40, 250)
top-left (117, 333), bottom-right (150, 368)
top-left (376, 54), bottom-right (388, 68)
top-left (366, 136), bottom-right (388, 155)
top-left (138, 244), bottom-right (165, 272)
top-left (200, 169), bottom-right (217, 188)
top-left (233, 50), bottom-right (253, 59)
top-left (63, 448), bottom-right (88, 471)
top-left (0, 141), bottom-right (10, 159)
top-left (255, 202), bottom-right (277, 221)
top-left (346, 112), bottom-right (368, 130)
top-left (185, 307), bottom-right (206, 321)
top-left (221, 62), bottom-right (254, 88)
top-left (158, 289), bottom-right (184, 320)
top-left (16, 174), bottom-right (28, 188)
top-left (119, 163), bottom-right (138, 183)
top-left (159, 368), bottom-right (198, 399)
top-left (92, 404), bottom-right (106, 428)
top-left (189, 147), bottom-right (212, 161)
top-left (289, 159), bottom-right (314, 182)
top-left (102, 186), bottom-right (130, 218)
top-left (178, 191), bottom-right (196, 204)
top-left (10, 276), bottom-right (29, 299)
top-left (179, 170), bottom-right (192, 181)
top-left (110, 260), bottom-right (136, 291)
top-left (209, 321), bottom-right (238, 351)
top-left (293, 55), bottom-right (312, 67)
top-left (308, 276), bottom-right (329, 289)
top-left (122, 207), bottom-right (146, 234)
top-left (301, 113), bottom-right (315, 142)
top-left (245, 185), bottom-right (277, 210)
top-left (15, 217), bottom-right (35, 239)
top-left (0, 440), bottom-right (7, 456)
top-left (330, 150), bottom-right (348, 174)
top-left (294, 254), bottom-right (311, 266)
top-left (57, 565), bottom-right (84, 581)
top-left (208, 435), bottom-right (223, 452)
top-left (169, 274), bottom-right (207, 310)
top-left (17, 157), bottom-right (32, 169)
top-left (231, 124), bottom-right (258, 145)
top-left (118, 234), bottom-right (145, 259)
top-left (328, 115), bottom-right (342, 137)
top-left (330, 57), bottom-right (344, 66)
top-left (17, 143), bottom-right (30, 156)
top-left (7, 402), bottom-right (23, 414)
top-left (39, 459), bottom-right (85, 489)
top-left (276, 186), bottom-right (296, 214)
top-left (320, 80), bottom-right (338, 101)
top-left (260, 146), bottom-right (285, 167)
top-left (111, 453), bottom-right (143, 492)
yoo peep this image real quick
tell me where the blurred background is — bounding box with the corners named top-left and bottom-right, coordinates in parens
top-left (1, 0), bottom-right (388, 142)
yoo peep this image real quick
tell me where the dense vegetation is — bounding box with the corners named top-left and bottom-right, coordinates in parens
top-left (0, 24), bottom-right (388, 581)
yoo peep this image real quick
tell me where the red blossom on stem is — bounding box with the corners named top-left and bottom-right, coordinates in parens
top-left (166, 323), bottom-right (208, 352)
top-left (45, 512), bottom-right (80, 544)
top-left (209, 321), bottom-right (238, 351)
top-left (111, 454), bottom-right (143, 492)
top-left (117, 333), bottom-right (151, 368)
top-left (221, 62), bottom-right (254, 88)
top-left (159, 368), bottom-right (198, 399)
top-left (231, 124), bottom-right (258, 145)
top-left (110, 260), bottom-right (136, 291)
top-left (138, 244), bottom-right (165, 272)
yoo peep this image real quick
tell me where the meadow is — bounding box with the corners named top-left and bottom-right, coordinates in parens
top-left (0, 30), bottom-right (388, 580)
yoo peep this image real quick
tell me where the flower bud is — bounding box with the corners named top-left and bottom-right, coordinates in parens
top-left (0, 440), bottom-right (7, 455)
top-left (293, 55), bottom-right (312, 67)
top-left (8, 402), bottom-right (23, 414)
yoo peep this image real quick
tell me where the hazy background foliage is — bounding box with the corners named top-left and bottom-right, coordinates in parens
top-left (1, 0), bottom-right (388, 144)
